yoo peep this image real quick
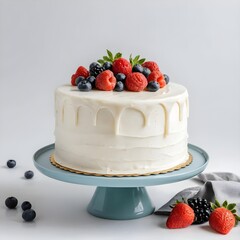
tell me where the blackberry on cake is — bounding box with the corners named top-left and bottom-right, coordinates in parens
top-left (89, 63), bottom-right (104, 77)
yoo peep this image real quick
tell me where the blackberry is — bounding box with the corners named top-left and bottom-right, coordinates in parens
top-left (90, 64), bottom-right (104, 77)
top-left (187, 197), bottom-right (211, 224)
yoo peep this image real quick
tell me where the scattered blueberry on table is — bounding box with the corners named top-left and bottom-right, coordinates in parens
top-left (24, 170), bottom-right (34, 179)
top-left (21, 201), bottom-right (32, 211)
top-left (5, 196), bottom-right (18, 209)
top-left (7, 159), bottom-right (16, 168)
top-left (22, 209), bottom-right (36, 222)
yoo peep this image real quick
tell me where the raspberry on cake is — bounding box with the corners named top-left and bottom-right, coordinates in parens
top-left (95, 70), bottom-right (116, 91)
top-left (125, 72), bottom-right (148, 92)
top-left (142, 61), bottom-right (160, 72)
top-left (71, 66), bottom-right (89, 86)
top-left (112, 58), bottom-right (132, 76)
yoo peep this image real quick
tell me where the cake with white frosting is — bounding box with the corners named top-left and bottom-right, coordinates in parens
top-left (52, 50), bottom-right (191, 176)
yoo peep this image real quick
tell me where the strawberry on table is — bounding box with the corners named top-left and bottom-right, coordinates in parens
top-left (166, 202), bottom-right (195, 229)
top-left (209, 200), bottom-right (240, 235)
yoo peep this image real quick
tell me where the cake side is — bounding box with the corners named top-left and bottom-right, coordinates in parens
top-left (54, 83), bottom-right (189, 175)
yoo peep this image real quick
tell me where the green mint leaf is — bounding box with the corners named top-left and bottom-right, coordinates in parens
top-left (232, 209), bottom-right (237, 214)
top-left (133, 55), bottom-right (140, 62)
top-left (103, 56), bottom-right (111, 62)
top-left (138, 58), bottom-right (146, 64)
top-left (107, 49), bottom-right (113, 61)
top-left (97, 59), bottom-right (105, 65)
top-left (114, 52), bottom-right (122, 60)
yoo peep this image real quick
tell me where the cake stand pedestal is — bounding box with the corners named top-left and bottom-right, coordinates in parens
top-left (33, 144), bottom-right (208, 220)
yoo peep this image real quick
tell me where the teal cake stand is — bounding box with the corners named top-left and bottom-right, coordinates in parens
top-left (33, 144), bottom-right (208, 220)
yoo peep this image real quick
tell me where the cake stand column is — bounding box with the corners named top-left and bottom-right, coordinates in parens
top-left (87, 187), bottom-right (155, 220)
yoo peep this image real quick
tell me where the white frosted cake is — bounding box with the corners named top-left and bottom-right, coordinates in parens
top-left (52, 50), bottom-right (191, 176)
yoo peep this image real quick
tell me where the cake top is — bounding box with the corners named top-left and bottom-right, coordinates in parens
top-left (70, 50), bottom-right (170, 93)
top-left (57, 83), bottom-right (188, 104)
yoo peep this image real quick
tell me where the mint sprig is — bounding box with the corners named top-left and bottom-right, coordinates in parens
top-left (129, 54), bottom-right (146, 66)
top-left (97, 50), bottom-right (122, 64)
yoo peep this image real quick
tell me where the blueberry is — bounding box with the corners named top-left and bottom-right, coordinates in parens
top-left (75, 76), bottom-right (85, 85)
top-left (147, 81), bottom-right (160, 92)
top-left (114, 81), bottom-right (124, 92)
top-left (164, 74), bottom-right (170, 84)
top-left (21, 201), bottom-right (32, 211)
top-left (78, 80), bottom-right (92, 92)
top-left (132, 64), bottom-right (143, 73)
top-left (24, 170), bottom-right (34, 179)
top-left (142, 67), bottom-right (151, 78)
top-left (22, 209), bottom-right (36, 222)
top-left (103, 62), bottom-right (112, 70)
top-left (115, 73), bottom-right (126, 82)
top-left (89, 62), bottom-right (100, 70)
top-left (7, 159), bottom-right (16, 168)
top-left (86, 76), bottom-right (96, 88)
top-left (5, 197), bottom-right (18, 209)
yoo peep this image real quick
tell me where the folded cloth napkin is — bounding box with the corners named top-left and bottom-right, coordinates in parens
top-left (155, 172), bottom-right (240, 216)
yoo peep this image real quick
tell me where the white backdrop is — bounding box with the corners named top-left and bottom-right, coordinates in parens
top-left (0, 0), bottom-right (240, 239)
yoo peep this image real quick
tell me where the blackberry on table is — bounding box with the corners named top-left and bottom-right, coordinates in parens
top-left (187, 197), bottom-right (211, 224)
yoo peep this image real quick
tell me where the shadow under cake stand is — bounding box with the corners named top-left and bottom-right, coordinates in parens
top-left (33, 143), bottom-right (208, 220)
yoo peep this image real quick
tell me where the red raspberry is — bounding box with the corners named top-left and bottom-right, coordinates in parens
top-left (95, 70), bottom-right (116, 91)
top-left (159, 78), bottom-right (166, 88)
top-left (71, 66), bottom-right (89, 86)
top-left (125, 72), bottom-right (148, 92)
top-left (142, 61), bottom-right (160, 72)
top-left (147, 70), bottom-right (163, 82)
top-left (112, 58), bottom-right (132, 76)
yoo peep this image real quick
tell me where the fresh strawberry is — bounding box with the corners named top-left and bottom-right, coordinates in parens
top-left (112, 58), bottom-right (132, 76)
top-left (95, 70), bottom-right (116, 91)
top-left (166, 203), bottom-right (195, 229)
top-left (142, 61), bottom-right (159, 72)
top-left (71, 66), bottom-right (89, 86)
top-left (147, 71), bottom-right (163, 82)
top-left (209, 200), bottom-right (240, 235)
top-left (125, 72), bottom-right (148, 92)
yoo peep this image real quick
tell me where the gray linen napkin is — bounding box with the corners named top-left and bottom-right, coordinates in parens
top-left (155, 172), bottom-right (240, 215)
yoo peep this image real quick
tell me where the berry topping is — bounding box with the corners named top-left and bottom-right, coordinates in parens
top-left (209, 199), bottom-right (240, 235)
top-left (71, 66), bottom-right (89, 86)
top-left (125, 72), bottom-right (148, 92)
top-left (86, 76), bottom-right (96, 88)
top-left (95, 70), bottom-right (116, 91)
top-left (159, 79), bottom-right (166, 88)
top-left (21, 201), bottom-right (32, 211)
top-left (24, 170), bottom-right (34, 179)
top-left (103, 62), bottom-right (112, 70)
top-left (164, 74), bottom-right (170, 84)
top-left (166, 202), bottom-right (195, 229)
top-left (7, 159), bottom-right (16, 168)
top-left (142, 61), bottom-right (160, 72)
top-left (78, 80), bottom-right (92, 92)
top-left (22, 209), bottom-right (36, 222)
top-left (89, 62), bottom-right (99, 70)
top-left (115, 73), bottom-right (126, 82)
top-left (89, 63), bottom-right (104, 77)
top-left (187, 197), bottom-right (211, 224)
top-left (142, 67), bottom-right (151, 78)
top-left (112, 58), bottom-right (132, 76)
top-left (5, 196), bottom-right (18, 209)
top-left (147, 70), bottom-right (163, 82)
top-left (114, 81), bottom-right (124, 92)
top-left (132, 64), bottom-right (143, 73)
top-left (147, 81), bottom-right (160, 92)
top-left (129, 54), bottom-right (146, 66)
top-left (75, 76), bottom-right (85, 86)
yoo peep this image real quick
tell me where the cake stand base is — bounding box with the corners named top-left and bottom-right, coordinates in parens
top-left (33, 143), bottom-right (208, 220)
top-left (87, 187), bottom-right (154, 220)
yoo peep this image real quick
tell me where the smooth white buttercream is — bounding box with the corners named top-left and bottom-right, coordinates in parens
top-left (54, 83), bottom-right (189, 175)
